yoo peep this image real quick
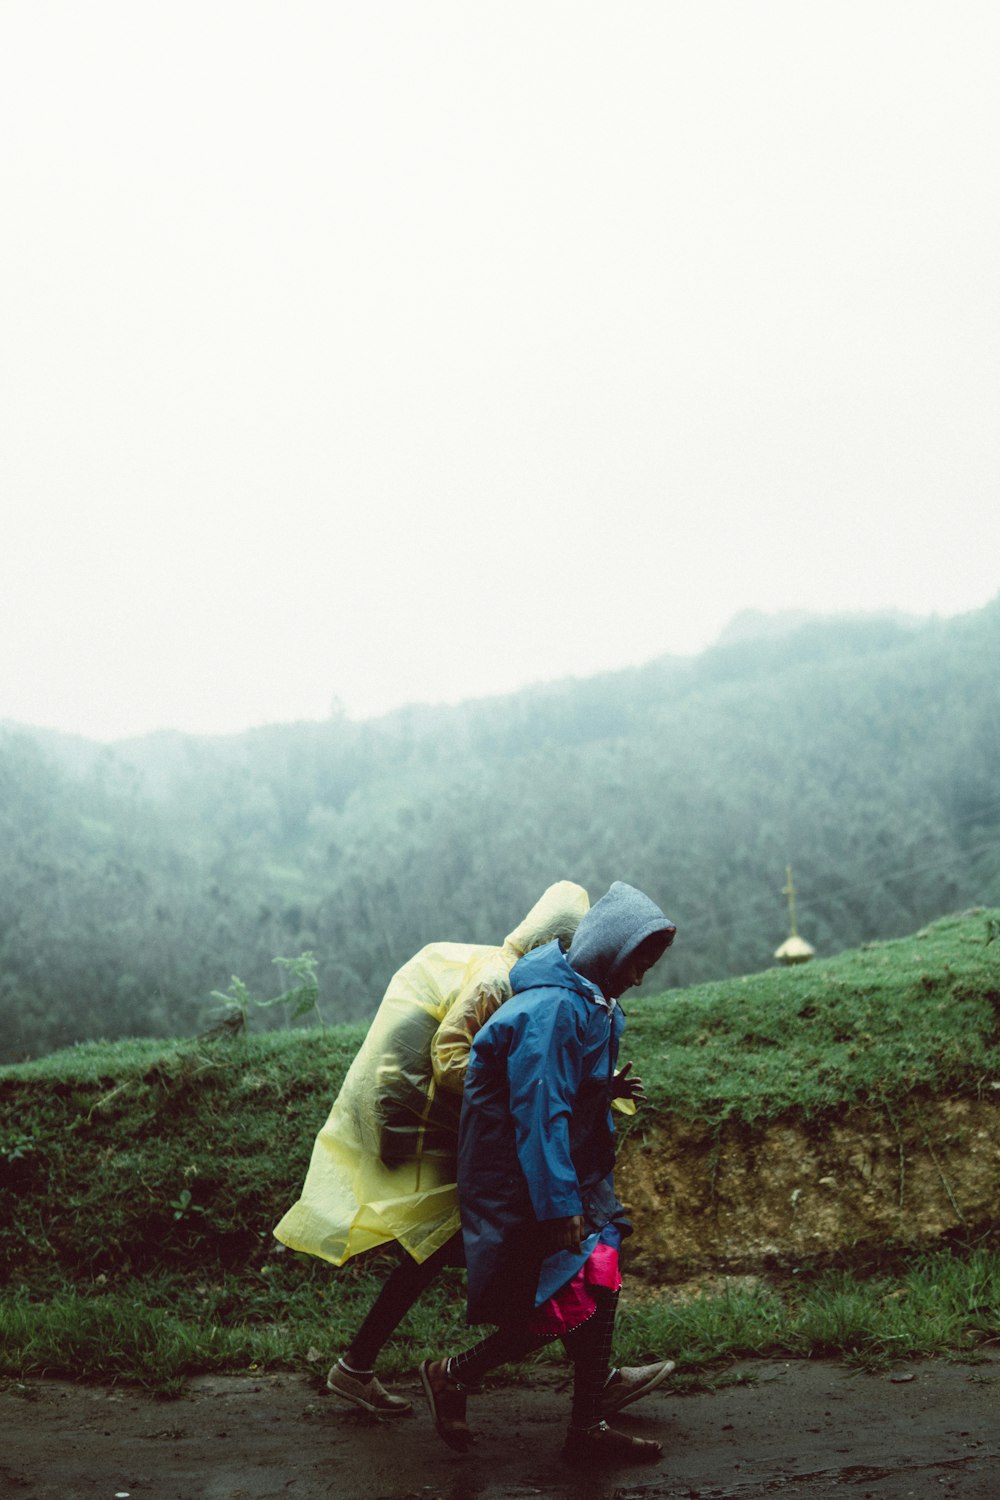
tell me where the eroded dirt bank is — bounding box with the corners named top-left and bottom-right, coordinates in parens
top-left (618, 1094), bottom-right (1000, 1276)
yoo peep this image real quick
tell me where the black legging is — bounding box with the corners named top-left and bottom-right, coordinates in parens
top-left (447, 1287), bottom-right (620, 1431)
top-left (345, 1234), bottom-right (465, 1371)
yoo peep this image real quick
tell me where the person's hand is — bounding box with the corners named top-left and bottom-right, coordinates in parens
top-left (542, 1214), bottom-right (584, 1253)
top-left (611, 1059), bottom-right (647, 1105)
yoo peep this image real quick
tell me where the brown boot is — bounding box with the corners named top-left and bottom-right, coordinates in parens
top-left (419, 1358), bottom-right (476, 1451)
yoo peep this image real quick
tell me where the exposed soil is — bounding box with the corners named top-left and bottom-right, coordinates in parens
top-left (617, 1095), bottom-right (1000, 1277)
top-left (4, 1355), bottom-right (998, 1500)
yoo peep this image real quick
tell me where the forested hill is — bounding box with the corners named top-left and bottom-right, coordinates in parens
top-left (2, 599), bottom-right (998, 1063)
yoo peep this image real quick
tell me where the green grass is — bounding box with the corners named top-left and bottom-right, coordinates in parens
top-left (0, 1023), bottom-right (369, 1087)
top-left (624, 908), bottom-right (1000, 1124)
top-left (1, 907), bottom-right (997, 1391)
top-left (578, 1244), bottom-right (1000, 1378)
top-left (2, 1245), bottom-right (997, 1395)
top-left (0, 1249), bottom-right (473, 1394)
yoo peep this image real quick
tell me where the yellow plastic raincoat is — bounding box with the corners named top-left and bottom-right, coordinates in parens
top-left (273, 881), bottom-right (590, 1267)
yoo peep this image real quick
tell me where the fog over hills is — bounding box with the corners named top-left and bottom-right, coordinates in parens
top-left (1, 599), bottom-right (997, 1062)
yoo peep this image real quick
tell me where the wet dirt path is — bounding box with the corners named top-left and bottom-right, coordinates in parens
top-left (4, 1355), bottom-right (997, 1499)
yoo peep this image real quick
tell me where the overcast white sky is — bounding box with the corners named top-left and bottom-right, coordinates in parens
top-left (2, 2), bottom-right (998, 742)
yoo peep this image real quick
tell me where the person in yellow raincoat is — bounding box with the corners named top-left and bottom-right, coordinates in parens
top-left (273, 881), bottom-right (590, 1414)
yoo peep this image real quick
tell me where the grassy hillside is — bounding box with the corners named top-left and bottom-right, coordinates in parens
top-left (628, 907), bottom-right (1000, 1125)
top-left (2, 908), bottom-right (997, 1283)
top-left (1, 910), bottom-right (997, 1390)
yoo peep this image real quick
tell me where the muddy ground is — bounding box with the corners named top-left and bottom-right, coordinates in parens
top-left (4, 1355), bottom-right (998, 1500)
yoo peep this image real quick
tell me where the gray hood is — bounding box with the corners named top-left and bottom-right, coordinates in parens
top-left (567, 881), bottom-right (675, 997)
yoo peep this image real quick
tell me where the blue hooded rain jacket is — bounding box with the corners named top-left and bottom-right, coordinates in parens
top-left (457, 882), bottom-right (674, 1327)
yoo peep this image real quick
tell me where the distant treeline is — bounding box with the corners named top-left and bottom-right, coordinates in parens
top-left (1, 599), bottom-right (998, 1063)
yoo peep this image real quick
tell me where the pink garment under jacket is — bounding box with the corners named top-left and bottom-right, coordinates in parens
top-left (526, 1241), bottom-right (622, 1337)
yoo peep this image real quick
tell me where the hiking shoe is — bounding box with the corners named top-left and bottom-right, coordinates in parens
top-left (602, 1360), bottom-right (676, 1417)
top-left (563, 1420), bottom-right (662, 1465)
top-left (326, 1362), bottom-right (412, 1415)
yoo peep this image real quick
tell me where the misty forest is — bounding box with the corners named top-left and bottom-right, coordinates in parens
top-left (2, 601), bottom-right (998, 1066)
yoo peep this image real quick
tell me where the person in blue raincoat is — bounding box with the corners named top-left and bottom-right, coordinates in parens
top-left (419, 882), bottom-right (677, 1466)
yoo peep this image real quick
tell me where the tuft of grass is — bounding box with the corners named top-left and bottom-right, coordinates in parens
top-left (0, 1286), bottom-right (247, 1396)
